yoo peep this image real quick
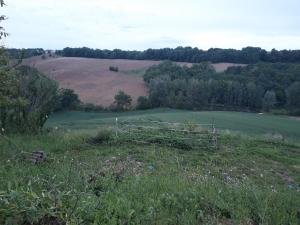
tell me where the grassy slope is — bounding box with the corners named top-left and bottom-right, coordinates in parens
top-left (1, 109), bottom-right (300, 224)
top-left (47, 109), bottom-right (300, 141)
top-left (1, 131), bottom-right (299, 224)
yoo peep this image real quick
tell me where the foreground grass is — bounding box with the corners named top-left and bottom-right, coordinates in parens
top-left (0, 129), bottom-right (299, 224)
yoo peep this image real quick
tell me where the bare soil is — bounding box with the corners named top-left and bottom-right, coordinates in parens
top-left (22, 56), bottom-right (244, 106)
top-left (212, 63), bottom-right (246, 72)
top-left (289, 116), bottom-right (300, 121)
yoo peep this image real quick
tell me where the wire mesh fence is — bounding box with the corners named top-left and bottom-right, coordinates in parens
top-left (114, 118), bottom-right (218, 149)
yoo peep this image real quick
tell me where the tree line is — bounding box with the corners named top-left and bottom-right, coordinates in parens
top-left (136, 61), bottom-right (300, 115)
top-left (57, 46), bottom-right (300, 64)
top-left (6, 48), bottom-right (45, 59)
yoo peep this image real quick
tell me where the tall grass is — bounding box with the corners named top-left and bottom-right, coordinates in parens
top-left (0, 128), bottom-right (299, 224)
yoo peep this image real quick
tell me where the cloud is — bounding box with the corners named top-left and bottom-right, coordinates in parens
top-left (2, 0), bottom-right (300, 50)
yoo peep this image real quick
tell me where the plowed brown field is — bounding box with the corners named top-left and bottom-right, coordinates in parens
top-left (22, 56), bottom-right (245, 106)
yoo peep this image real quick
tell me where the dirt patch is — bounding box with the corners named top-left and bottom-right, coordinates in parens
top-left (88, 156), bottom-right (143, 183)
top-left (22, 57), bottom-right (158, 106)
top-left (34, 215), bottom-right (65, 225)
top-left (289, 116), bottom-right (300, 121)
top-left (212, 63), bottom-right (246, 73)
top-left (276, 171), bottom-right (295, 184)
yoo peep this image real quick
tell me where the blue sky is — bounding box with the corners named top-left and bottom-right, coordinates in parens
top-left (2, 0), bottom-right (300, 50)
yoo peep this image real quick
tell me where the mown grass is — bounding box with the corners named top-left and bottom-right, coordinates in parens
top-left (0, 126), bottom-right (299, 224)
top-left (46, 109), bottom-right (300, 142)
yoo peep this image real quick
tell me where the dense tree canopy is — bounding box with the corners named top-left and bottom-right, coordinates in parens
top-left (6, 48), bottom-right (45, 59)
top-left (142, 61), bottom-right (300, 114)
top-left (57, 46), bottom-right (300, 64)
top-left (55, 88), bottom-right (80, 111)
top-left (137, 96), bottom-right (152, 110)
top-left (286, 82), bottom-right (300, 109)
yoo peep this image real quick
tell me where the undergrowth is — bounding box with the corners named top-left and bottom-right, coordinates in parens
top-left (0, 129), bottom-right (299, 224)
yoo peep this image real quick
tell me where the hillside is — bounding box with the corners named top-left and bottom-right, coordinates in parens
top-left (22, 56), bottom-right (244, 106)
top-left (2, 109), bottom-right (299, 224)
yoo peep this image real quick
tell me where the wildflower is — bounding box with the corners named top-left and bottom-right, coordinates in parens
top-left (1, 127), bottom-right (4, 133)
top-left (7, 159), bottom-right (10, 163)
top-left (45, 115), bottom-right (48, 119)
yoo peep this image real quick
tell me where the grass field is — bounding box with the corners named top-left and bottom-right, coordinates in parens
top-left (1, 109), bottom-right (300, 224)
top-left (47, 109), bottom-right (300, 142)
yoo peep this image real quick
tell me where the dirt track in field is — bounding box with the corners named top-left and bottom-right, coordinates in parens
top-left (22, 56), bottom-right (244, 106)
top-left (212, 63), bottom-right (246, 72)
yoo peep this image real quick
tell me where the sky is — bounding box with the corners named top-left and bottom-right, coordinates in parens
top-left (2, 0), bottom-right (300, 50)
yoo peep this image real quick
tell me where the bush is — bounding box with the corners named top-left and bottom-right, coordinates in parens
top-left (113, 91), bottom-right (132, 111)
top-left (0, 66), bottom-right (58, 133)
top-left (88, 129), bottom-right (113, 144)
top-left (55, 88), bottom-right (81, 111)
top-left (137, 96), bottom-right (152, 110)
top-left (109, 66), bottom-right (119, 72)
top-left (76, 103), bottom-right (104, 112)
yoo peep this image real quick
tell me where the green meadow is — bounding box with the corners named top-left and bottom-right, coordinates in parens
top-left (47, 109), bottom-right (300, 141)
top-left (1, 109), bottom-right (300, 224)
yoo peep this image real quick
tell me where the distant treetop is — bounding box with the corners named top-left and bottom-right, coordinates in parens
top-left (56, 46), bottom-right (300, 64)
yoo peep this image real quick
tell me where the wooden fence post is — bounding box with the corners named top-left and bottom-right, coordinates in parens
top-left (211, 117), bottom-right (217, 148)
top-left (115, 117), bottom-right (118, 138)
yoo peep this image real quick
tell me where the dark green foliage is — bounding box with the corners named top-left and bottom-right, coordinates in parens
top-left (113, 91), bottom-right (132, 111)
top-left (143, 61), bottom-right (300, 113)
top-left (109, 66), bottom-right (119, 72)
top-left (136, 96), bottom-right (152, 110)
top-left (2, 50), bottom-right (77, 132)
top-left (57, 46), bottom-right (300, 64)
top-left (144, 61), bottom-right (189, 82)
top-left (286, 82), bottom-right (300, 108)
top-left (88, 128), bottom-right (113, 144)
top-left (262, 90), bottom-right (277, 112)
top-left (6, 48), bottom-right (45, 59)
top-left (55, 88), bottom-right (80, 111)
top-left (0, 65), bottom-right (58, 133)
top-left (12, 66), bottom-right (58, 132)
top-left (76, 103), bottom-right (104, 112)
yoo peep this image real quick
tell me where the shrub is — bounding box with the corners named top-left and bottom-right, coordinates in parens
top-left (76, 103), bottom-right (104, 112)
top-left (55, 88), bottom-right (81, 111)
top-left (113, 91), bottom-right (132, 111)
top-left (88, 129), bottom-right (113, 144)
top-left (137, 96), bottom-right (152, 110)
top-left (0, 66), bottom-right (58, 133)
top-left (109, 66), bottom-right (119, 72)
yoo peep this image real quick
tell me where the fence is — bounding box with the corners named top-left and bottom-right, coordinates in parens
top-left (114, 118), bottom-right (218, 149)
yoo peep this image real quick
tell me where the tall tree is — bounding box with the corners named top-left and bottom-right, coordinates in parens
top-left (286, 82), bottom-right (300, 108)
top-left (262, 90), bottom-right (277, 112)
top-left (114, 91), bottom-right (132, 111)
